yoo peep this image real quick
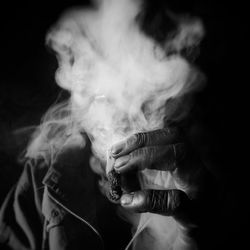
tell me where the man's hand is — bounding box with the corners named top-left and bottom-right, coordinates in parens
top-left (111, 128), bottom-right (212, 219)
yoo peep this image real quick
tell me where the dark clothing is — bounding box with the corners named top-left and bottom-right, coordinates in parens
top-left (0, 144), bottom-right (131, 250)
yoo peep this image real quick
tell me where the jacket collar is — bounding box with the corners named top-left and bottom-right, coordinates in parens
top-left (42, 143), bottom-right (98, 227)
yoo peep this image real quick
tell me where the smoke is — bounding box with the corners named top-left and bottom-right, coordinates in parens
top-left (42, 0), bottom-right (203, 160)
top-left (26, 0), bottom-right (204, 249)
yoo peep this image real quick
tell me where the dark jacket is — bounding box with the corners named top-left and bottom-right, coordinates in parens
top-left (0, 144), bottom-right (131, 250)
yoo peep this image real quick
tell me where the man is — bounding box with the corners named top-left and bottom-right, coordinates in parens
top-left (0, 0), bottom-right (217, 249)
top-left (0, 126), bottom-right (216, 250)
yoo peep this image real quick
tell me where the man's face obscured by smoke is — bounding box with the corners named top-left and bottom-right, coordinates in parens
top-left (46, 0), bottom-right (204, 161)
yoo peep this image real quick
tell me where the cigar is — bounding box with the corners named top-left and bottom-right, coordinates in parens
top-left (106, 149), bottom-right (122, 203)
top-left (107, 169), bottom-right (122, 202)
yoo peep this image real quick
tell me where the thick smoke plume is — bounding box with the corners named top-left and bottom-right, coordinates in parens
top-left (41, 0), bottom-right (203, 160)
top-left (26, 0), bottom-right (204, 249)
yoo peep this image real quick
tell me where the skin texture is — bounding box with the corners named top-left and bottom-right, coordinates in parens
top-left (110, 128), bottom-right (212, 219)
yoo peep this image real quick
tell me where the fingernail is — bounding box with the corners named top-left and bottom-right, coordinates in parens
top-left (111, 141), bottom-right (126, 155)
top-left (121, 194), bottom-right (133, 205)
top-left (114, 155), bottom-right (130, 169)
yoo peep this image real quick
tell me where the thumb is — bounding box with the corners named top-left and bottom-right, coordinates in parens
top-left (120, 189), bottom-right (190, 215)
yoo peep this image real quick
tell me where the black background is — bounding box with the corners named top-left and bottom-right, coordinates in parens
top-left (0, 0), bottom-right (248, 249)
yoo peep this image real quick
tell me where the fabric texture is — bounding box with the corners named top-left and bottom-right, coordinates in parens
top-left (0, 143), bottom-right (131, 250)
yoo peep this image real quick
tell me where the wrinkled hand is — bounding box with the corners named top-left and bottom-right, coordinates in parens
top-left (111, 128), bottom-right (213, 220)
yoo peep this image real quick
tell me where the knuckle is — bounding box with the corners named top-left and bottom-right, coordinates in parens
top-left (129, 148), bottom-right (142, 159)
top-left (134, 132), bottom-right (148, 147)
top-left (147, 190), bottom-right (169, 214)
top-left (129, 147), bottom-right (155, 167)
top-left (129, 148), bottom-right (145, 165)
top-left (146, 147), bottom-right (158, 163)
top-left (147, 190), bottom-right (189, 215)
top-left (126, 133), bottom-right (142, 150)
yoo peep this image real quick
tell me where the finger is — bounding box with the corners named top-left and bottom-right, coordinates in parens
top-left (120, 189), bottom-right (190, 215)
top-left (111, 128), bottom-right (180, 158)
top-left (114, 143), bottom-right (185, 173)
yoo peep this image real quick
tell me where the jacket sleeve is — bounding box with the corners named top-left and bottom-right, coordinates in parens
top-left (0, 160), bottom-right (47, 250)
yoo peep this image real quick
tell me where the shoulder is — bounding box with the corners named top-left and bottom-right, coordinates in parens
top-left (21, 142), bottom-right (92, 188)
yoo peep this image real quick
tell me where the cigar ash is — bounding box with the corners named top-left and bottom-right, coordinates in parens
top-left (106, 151), bottom-right (122, 203)
top-left (107, 169), bottom-right (122, 202)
